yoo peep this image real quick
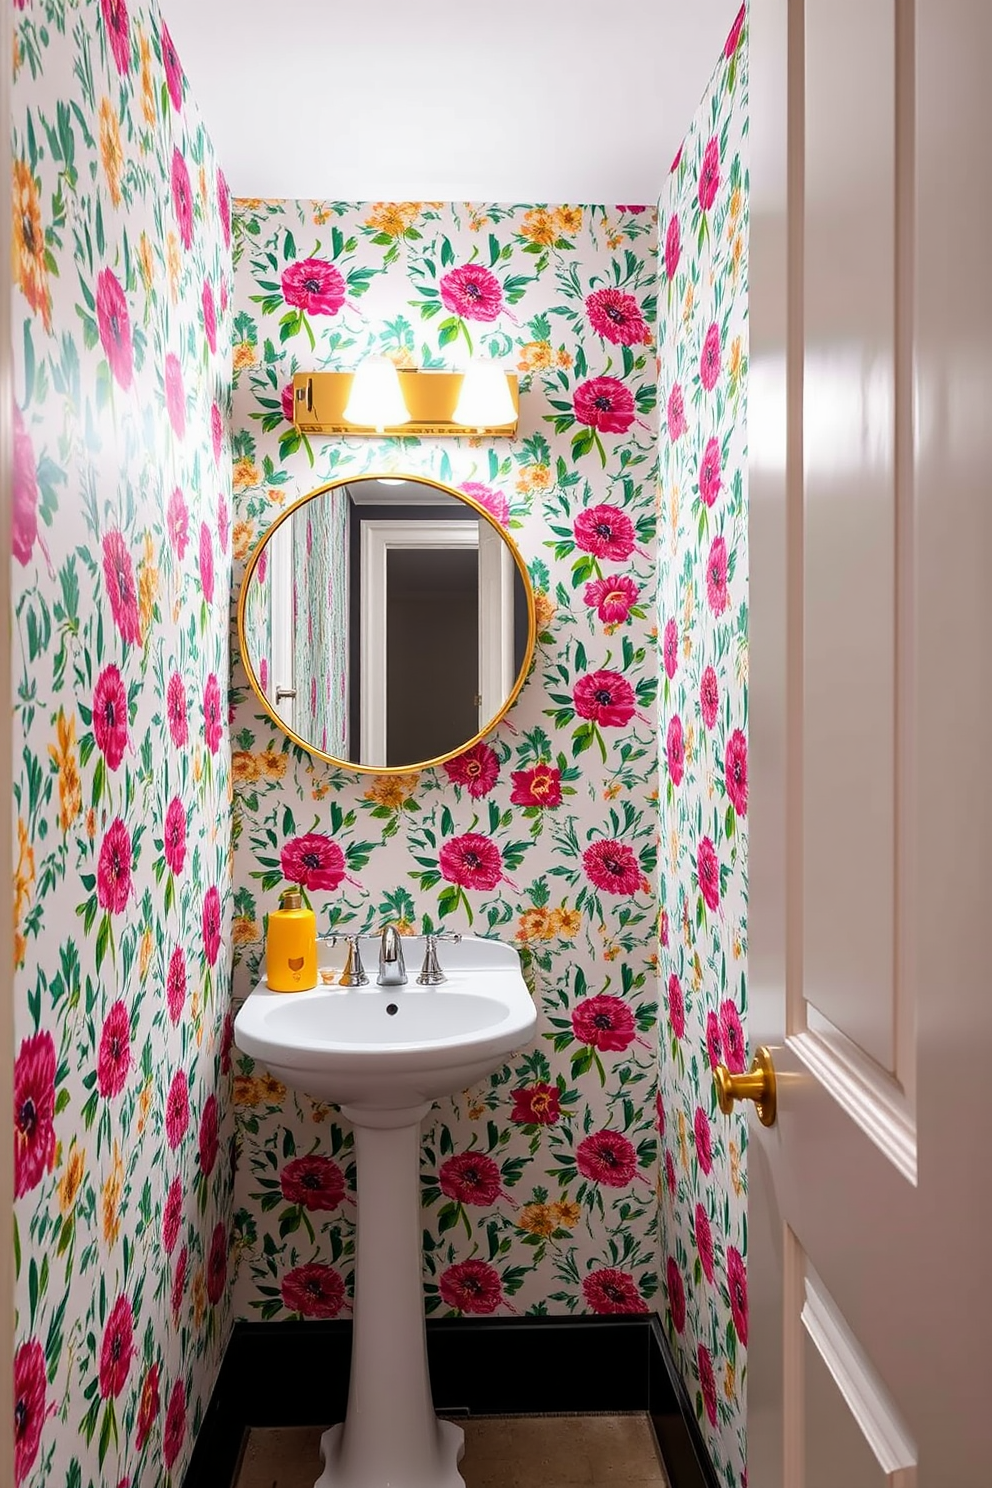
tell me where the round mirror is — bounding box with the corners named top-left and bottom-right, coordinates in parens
top-left (237, 474), bottom-right (535, 773)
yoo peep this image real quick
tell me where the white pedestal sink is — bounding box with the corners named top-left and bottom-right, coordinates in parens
top-left (234, 934), bottom-right (536, 1488)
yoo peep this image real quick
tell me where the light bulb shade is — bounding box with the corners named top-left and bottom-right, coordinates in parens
top-left (452, 361), bottom-right (517, 429)
top-left (343, 357), bottom-right (411, 429)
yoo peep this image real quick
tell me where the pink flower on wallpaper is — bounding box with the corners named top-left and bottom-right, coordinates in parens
top-left (439, 1152), bottom-right (503, 1207)
top-left (460, 481), bottom-right (509, 526)
top-left (99, 1294), bottom-right (134, 1399)
top-left (167, 945), bottom-right (187, 1024)
top-left (167, 487), bottom-right (189, 559)
top-left (575, 1129), bottom-right (638, 1188)
top-left (510, 763), bottom-right (562, 808)
top-left (14, 1339), bottom-right (47, 1486)
top-left (664, 1150), bottom-right (677, 1198)
top-left (725, 727), bottom-right (748, 815)
top-left (698, 136), bottom-right (721, 211)
top-left (699, 436), bottom-right (722, 507)
top-left (167, 671), bottom-right (188, 747)
top-left (439, 832), bottom-right (503, 892)
top-left (706, 1010), bottom-right (724, 1070)
top-left (444, 741), bottom-right (500, 799)
top-left (571, 994), bottom-right (637, 1053)
top-left (719, 999), bottom-right (746, 1074)
top-left (700, 665), bottom-right (719, 729)
top-left (163, 1378), bottom-right (187, 1470)
top-left (12, 404), bottom-right (38, 568)
top-left (660, 907), bottom-right (669, 947)
top-left (663, 617), bottom-right (678, 678)
top-left (162, 1176), bottom-right (183, 1254)
top-left (668, 974), bottom-right (685, 1040)
top-left (165, 353), bottom-right (185, 438)
top-left (666, 1257), bottom-right (686, 1333)
top-left (509, 1082), bottom-right (561, 1127)
top-left (93, 664), bottom-right (128, 770)
top-left (170, 1245), bottom-right (185, 1317)
top-left (695, 1203), bottom-right (715, 1284)
top-left (217, 166), bottom-right (231, 249)
top-left (585, 287), bottom-right (650, 346)
top-left (206, 1222), bottom-right (228, 1305)
top-left (439, 264), bottom-right (503, 322)
top-left (164, 796), bottom-right (187, 877)
top-left (218, 493), bottom-right (230, 553)
top-left (725, 2), bottom-right (746, 57)
top-left (573, 504), bottom-right (637, 561)
top-left (211, 399), bottom-right (223, 461)
top-left (102, 530), bottom-right (141, 646)
top-left (198, 1094), bottom-right (219, 1177)
top-left (100, 0), bottom-right (130, 75)
top-left (280, 1155), bottom-right (346, 1211)
top-left (700, 321), bottom-right (722, 392)
top-left (161, 20), bottom-right (183, 108)
top-left (694, 1105), bottom-right (713, 1175)
top-left (201, 279), bottom-right (217, 354)
top-left (583, 574), bottom-right (639, 624)
top-left (165, 1070), bottom-right (189, 1150)
top-left (202, 885), bottom-right (222, 966)
top-left (667, 383), bottom-right (687, 441)
top-left (97, 1000), bottom-right (131, 1098)
top-left (281, 1263), bottom-right (346, 1318)
top-left (97, 817), bottom-right (133, 913)
top-left (280, 833), bottom-right (347, 891)
top-left (698, 1344), bottom-right (718, 1427)
top-left (573, 376), bottom-right (636, 434)
top-left (14, 1032), bottom-right (56, 1198)
top-left (171, 148), bottom-right (193, 249)
top-left (666, 714), bottom-right (685, 786)
top-left (199, 521), bottom-right (214, 604)
top-left (135, 1364), bottom-right (160, 1452)
top-left (582, 839), bottom-right (642, 897)
top-left (665, 214), bottom-right (681, 281)
top-left (698, 835), bottom-right (721, 911)
top-left (281, 258), bottom-right (346, 316)
top-left (706, 534), bottom-right (729, 614)
top-left (728, 1247), bottom-right (749, 1345)
top-left (96, 269), bottom-right (133, 390)
top-left (280, 383), bottom-right (295, 423)
top-left (439, 1260), bottom-right (503, 1315)
top-left (670, 143), bottom-right (683, 173)
top-left (655, 1089), bottom-right (665, 1137)
top-left (573, 669), bottom-right (636, 728)
top-left (203, 672), bottom-right (222, 753)
top-left (582, 1268), bottom-right (648, 1315)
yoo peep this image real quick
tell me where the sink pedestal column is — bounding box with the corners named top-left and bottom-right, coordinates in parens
top-left (316, 1103), bottom-right (465, 1488)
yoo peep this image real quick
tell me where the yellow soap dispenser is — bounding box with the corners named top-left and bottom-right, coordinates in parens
top-left (266, 887), bottom-right (317, 992)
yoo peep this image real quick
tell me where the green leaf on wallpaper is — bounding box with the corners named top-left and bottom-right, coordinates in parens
top-left (725, 805), bottom-right (736, 837)
top-left (488, 233), bottom-right (501, 268)
top-left (97, 1397), bottom-right (117, 1468)
top-left (487, 800), bottom-right (500, 836)
top-left (440, 806), bottom-right (454, 837)
top-left (438, 317), bottom-right (460, 348)
top-left (571, 428), bottom-right (595, 460)
top-left (437, 885), bottom-right (460, 920)
top-left (440, 237), bottom-right (455, 268)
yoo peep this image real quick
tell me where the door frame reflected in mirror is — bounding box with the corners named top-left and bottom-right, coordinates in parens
top-left (236, 472), bottom-right (536, 775)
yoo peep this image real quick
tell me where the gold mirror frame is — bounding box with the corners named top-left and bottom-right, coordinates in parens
top-left (236, 472), bottom-right (537, 775)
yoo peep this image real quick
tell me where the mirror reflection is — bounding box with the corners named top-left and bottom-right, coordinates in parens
top-left (240, 476), bottom-right (533, 771)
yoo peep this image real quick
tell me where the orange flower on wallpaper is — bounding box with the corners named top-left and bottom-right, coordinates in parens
top-left (12, 158), bottom-right (51, 331)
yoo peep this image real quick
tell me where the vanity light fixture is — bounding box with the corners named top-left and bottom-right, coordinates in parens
top-left (341, 356), bottom-right (411, 433)
top-left (292, 365), bottom-right (519, 438)
top-left (452, 358), bottom-right (518, 431)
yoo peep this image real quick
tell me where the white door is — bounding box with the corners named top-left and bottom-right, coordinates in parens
top-left (744, 1), bottom-right (992, 1484)
top-left (477, 518), bottom-right (515, 728)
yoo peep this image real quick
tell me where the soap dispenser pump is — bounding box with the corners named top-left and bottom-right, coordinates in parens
top-left (266, 887), bottom-right (317, 992)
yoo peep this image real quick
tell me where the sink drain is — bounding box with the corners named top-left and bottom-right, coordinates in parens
top-left (386, 1003), bottom-right (399, 1015)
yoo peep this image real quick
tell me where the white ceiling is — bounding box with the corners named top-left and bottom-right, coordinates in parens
top-left (160, 0), bottom-right (741, 202)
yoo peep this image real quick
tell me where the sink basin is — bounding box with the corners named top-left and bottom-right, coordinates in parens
top-left (234, 933), bottom-right (535, 1112)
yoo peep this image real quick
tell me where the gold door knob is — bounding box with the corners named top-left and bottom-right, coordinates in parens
top-left (714, 1046), bottom-right (777, 1127)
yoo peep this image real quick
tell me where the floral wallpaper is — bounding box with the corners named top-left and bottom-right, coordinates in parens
top-left (11, 3), bottom-right (233, 1485)
top-left (292, 488), bottom-right (349, 758)
top-left (656, 8), bottom-right (749, 1485)
top-left (228, 198), bottom-right (663, 1324)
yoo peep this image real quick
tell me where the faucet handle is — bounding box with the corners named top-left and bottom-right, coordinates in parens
top-left (416, 932), bottom-right (460, 986)
top-left (329, 933), bottom-right (369, 987)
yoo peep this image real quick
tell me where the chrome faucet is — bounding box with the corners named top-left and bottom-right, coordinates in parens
top-left (377, 924), bottom-right (407, 987)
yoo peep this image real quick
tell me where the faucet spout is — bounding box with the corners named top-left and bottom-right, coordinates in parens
top-left (377, 924), bottom-right (407, 987)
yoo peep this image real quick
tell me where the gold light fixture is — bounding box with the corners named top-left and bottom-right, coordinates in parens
top-left (293, 364), bottom-right (519, 438)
